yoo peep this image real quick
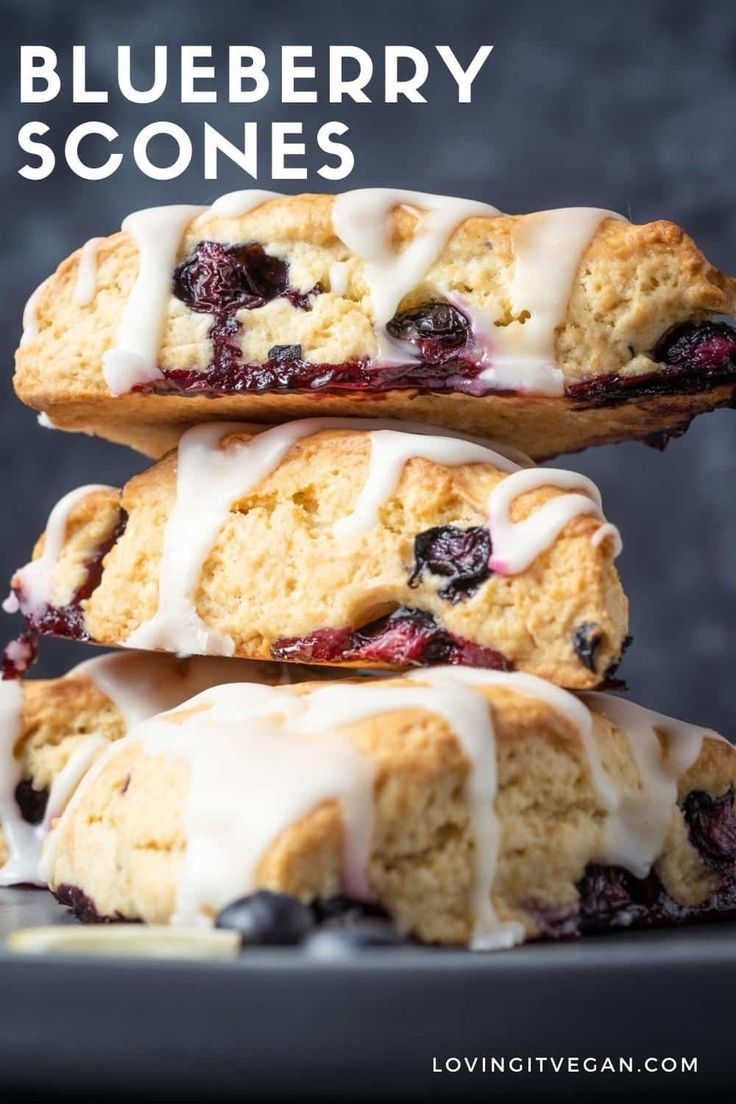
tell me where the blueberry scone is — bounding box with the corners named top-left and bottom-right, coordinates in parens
top-left (15, 191), bottom-right (736, 459)
top-left (6, 420), bottom-right (627, 687)
top-left (0, 651), bottom-right (322, 886)
top-left (42, 669), bottom-right (736, 947)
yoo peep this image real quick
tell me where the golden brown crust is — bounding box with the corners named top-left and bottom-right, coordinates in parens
top-left (14, 196), bottom-right (736, 459)
top-left (44, 676), bottom-right (736, 944)
top-left (13, 427), bottom-right (628, 687)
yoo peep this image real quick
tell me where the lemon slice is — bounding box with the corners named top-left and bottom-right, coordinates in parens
top-left (6, 925), bottom-right (240, 960)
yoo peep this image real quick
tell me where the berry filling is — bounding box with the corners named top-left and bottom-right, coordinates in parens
top-left (11, 509), bottom-right (128, 644)
top-left (271, 606), bottom-right (510, 669)
top-left (531, 787), bottom-right (736, 940)
top-left (170, 241), bottom-right (317, 387)
top-left (683, 787), bottom-right (736, 870)
top-left (409, 525), bottom-right (492, 603)
top-left (566, 320), bottom-right (736, 407)
top-left (54, 884), bottom-right (133, 924)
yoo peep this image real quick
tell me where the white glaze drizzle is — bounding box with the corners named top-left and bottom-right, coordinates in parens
top-left (583, 693), bottom-right (722, 878)
top-left (332, 428), bottom-right (518, 540)
top-left (20, 278), bottom-right (51, 347)
top-left (329, 260), bottom-right (350, 296)
top-left (73, 237), bottom-right (103, 307)
top-left (297, 677), bottom-right (525, 949)
top-left (0, 680), bottom-right (31, 884)
top-left (416, 668), bottom-right (619, 811)
top-left (488, 468), bottom-right (622, 574)
top-left (332, 189), bottom-right (500, 362)
top-left (102, 204), bottom-right (205, 396)
top-left (478, 208), bottom-right (619, 394)
top-left (0, 653), bottom-right (276, 888)
top-left (6, 484), bottom-right (115, 616)
top-left (124, 418), bottom-right (619, 655)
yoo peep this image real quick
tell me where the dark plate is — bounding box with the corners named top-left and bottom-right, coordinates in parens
top-left (0, 888), bottom-right (734, 1102)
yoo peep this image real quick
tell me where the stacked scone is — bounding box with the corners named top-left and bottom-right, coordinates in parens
top-left (2, 190), bottom-right (736, 950)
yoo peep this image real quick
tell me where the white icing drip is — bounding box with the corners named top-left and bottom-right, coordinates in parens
top-left (37, 413), bottom-right (56, 430)
top-left (488, 467), bottom-right (622, 574)
top-left (0, 681), bottom-right (30, 883)
top-left (206, 190), bottom-right (283, 219)
top-left (332, 189), bottom-right (500, 362)
top-left (136, 681), bottom-right (375, 925)
top-left (73, 237), bottom-right (103, 307)
top-left (11, 484), bottom-right (115, 615)
top-left (297, 678), bottom-right (523, 950)
top-left (329, 261), bottom-right (350, 296)
top-left (102, 205), bottom-right (205, 395)
top-left (333, 430), bottom-right (518, 540)
top-left (479, 208), bottom-right (619, 393)
top-left (416, 668), bottom-right (619, 811)
top-left (20, 279), bottom-right (50, 347)
top-left (0, 652), bottom-right (274, 888)
top-left (583, 694), bottom-right (720, 878)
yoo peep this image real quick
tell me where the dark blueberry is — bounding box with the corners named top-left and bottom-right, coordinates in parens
top-left (653, 320), bottom-right (736, 374)
top-left (567, 320), bottom-right (736, 409)
top-left (386, 301), bottom-right (471, 364)
top-left (304, 918), bottom-right (409, 955)
top-left (409, 525), bottom-right (492, 603)
top-left (53, 884), bottom-right (131, 924)
top-left (272, 607), bottom-right (510, 670)
top-left (14, 780), bottom-right (48, 826)
top-left (215, 890), bottom-right (315, 947)
top-left (572, 623), bottom-right (602, 673)
top-left (174, 241), bottom-right (290, 314)
top-left (683, 788), bottom-right (736, 869)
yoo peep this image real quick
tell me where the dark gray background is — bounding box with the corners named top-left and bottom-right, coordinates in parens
top-left (1, 0), bottom-right (735, 732)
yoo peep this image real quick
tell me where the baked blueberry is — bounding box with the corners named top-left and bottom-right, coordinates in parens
top-left (409, 525), bottom-right (492, 603)
top-left (386, 301), bottom-right (471, 364)
top-left (682, 788), bottom-right (736, 869)
top-left (572, 623), bottom-right (602, 673)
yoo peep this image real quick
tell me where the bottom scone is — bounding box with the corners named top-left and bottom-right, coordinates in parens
top-left (0, 651), bottom-right (321, 886)
top-left (42, 668), bottom-right (736, 948)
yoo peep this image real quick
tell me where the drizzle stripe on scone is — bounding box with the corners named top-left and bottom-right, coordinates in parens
top-left (0, 652), bottom-right (325, 886)
top-left (6, 420), bottom-right (627, 687)
top-left (15, 190), bottom-right (736, 459)
top-left (41, 670), bottom-right (736, 947)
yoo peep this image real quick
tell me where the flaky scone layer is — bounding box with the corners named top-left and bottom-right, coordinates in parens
top-left (44, 675), bottom-right (736, 945)
top-left (11, 427), bottom-right (628, 687)
top-left (15, 195), bottom-right (736, 459)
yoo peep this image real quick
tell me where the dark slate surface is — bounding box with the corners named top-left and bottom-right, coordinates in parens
top-left (1, 0), bottom-right (735, 732)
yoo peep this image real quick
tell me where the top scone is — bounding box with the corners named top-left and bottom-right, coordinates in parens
top-left (15, 190), bottom-right (736, 459)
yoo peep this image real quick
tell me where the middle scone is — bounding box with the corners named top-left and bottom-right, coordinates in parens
top-left (8, 419), bottom-right (627, 688)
